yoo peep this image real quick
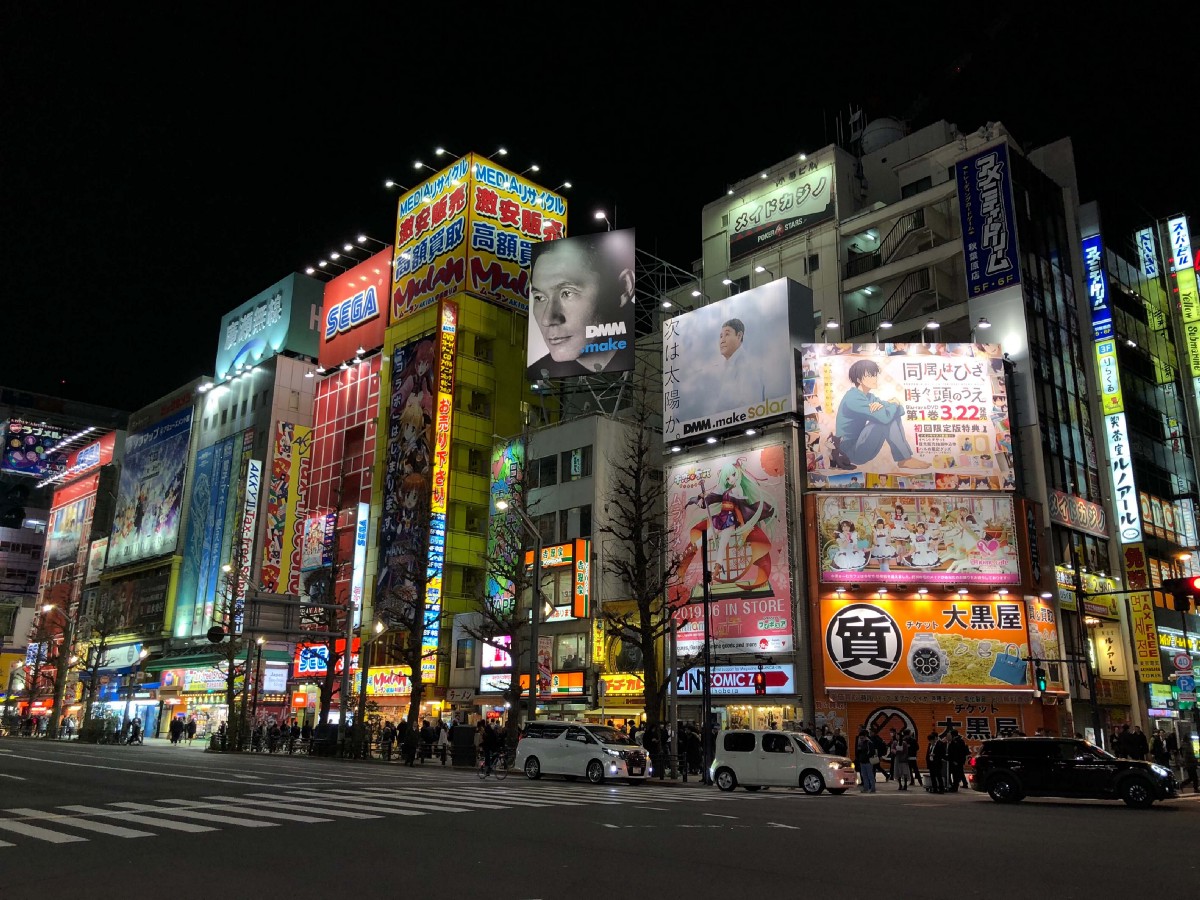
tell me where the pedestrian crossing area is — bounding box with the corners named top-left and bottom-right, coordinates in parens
top-left (0, 779), bottom-right (728, 848)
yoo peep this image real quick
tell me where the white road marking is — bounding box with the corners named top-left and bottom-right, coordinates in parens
top-left (233, 794), bottom-right (382, 819)
top-left (0, 774), bottom-right (25, 780)
top-left (703, 813), bottom-right (737, 819)
top-left (272, 791), bottom-right (426, 816)
top-left (5, 808), bottom-right (153, 839)
top-left (58, 805), bottom-right (216, 833)
top-left (2, 753), bottom-right (264, 784)
top-left (151, 799), bottom-right (333, 823)
top-left (767, 822), bottom-right (800, 829)
top-left (0, 818), bottom-right (88, 843)
top-left (108, 802), bottom-right (278, 827)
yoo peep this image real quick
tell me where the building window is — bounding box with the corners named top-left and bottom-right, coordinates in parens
top-left (467, 448), bottom-right (488, 476)
top-left (554, 633), bottom-right (586, 669)
top-left (221, 408), bottom-right (228, 425)
top-left (805, 253), bottom-right (820, 274)
top-left (461, 565), bottom-right (484, 596)
top-left (528, 455), bottom-right (557, 488)
top-left (560, 446), bottom-right (593, 481)
top-left (557, 505), bottom-right (593, 540)
top-left (900, 175), bottom-right (932, 199)
top-left (534, 512), bottom-right (557, 546)
top-left (251, 393), bottom-right (257, 411)
top-left (455, 638), bottom-right (476, 669)
top-left (732, 275), bottom-right (750, 293)
top-left (240, 398), bottom-right (247, 418)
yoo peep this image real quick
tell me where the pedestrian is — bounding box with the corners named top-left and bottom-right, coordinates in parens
top-left (832, 727), bottom-right (849, 758)
top-left (61, 714), bottom-right (75, 740)
top-left (1129, 725), bottom-right (1150, 761)
top-left (906, 730), bottom-right (923, 787)
top-left (436, 720), bottom-right (450, 765)
top-left (871, 728), bottom-right (890, 782)
top-left (300, 720), bottom-right (312, 752)
top-left (1113, 724), bottom-right (1130, 758)
top-left (1151, 730), bottom-right (1171, 767)
top-left (1180, 740), bottom-right (1199, 793)
top-left (169, 715), bottom-right (184, 746)
top-left (419, 718), bottom-right (435, 763)
top-left (128, 716), bottom-right (143, 745)
top-left (890, 730), bottom-right (910, 790)
top-left (818, 726), bottom-right (834, 753)
top-left (947, 731), bottom-right (969, 791)
top-left (381, 721), bottom-right (395, 761)
top-left (927, 731), bottom-right (946, 793)
top-left (185, 716), bottom-right (197, 746)
top-left (855, 727), bottom-right (877, 793)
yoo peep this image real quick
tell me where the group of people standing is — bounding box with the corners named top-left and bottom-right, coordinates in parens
top-left (851, 726), bottom-right (970, 794)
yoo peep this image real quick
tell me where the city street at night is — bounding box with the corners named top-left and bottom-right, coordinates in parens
top-left (2, 740), bottom-right (1197, 899)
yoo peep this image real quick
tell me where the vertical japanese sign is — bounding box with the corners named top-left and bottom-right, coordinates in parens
top-left (261, 423), bottom-right (312, 595)
top-left (1094, 339), bottom-right (1124, 417)
top-left (1128, 590), bottom-right (1163, 683)
top-left (1024, 594), bottom-right (1062, 691)
top-left (351, 502), bottom-right (369, 629)
top-left (1135, 227), bottom-right (1160, 278)
top-left (1083, 234), bottom-right (1112, 343)
top-left (237, 458), bottom-right (262, 632)
top-left (422, 300), bottom-right (458, 681)
top-left (574, 537), bottom-right (590, 619)
top-left (487, 437), bottom-right (525, 616)
top-left (391, 157), bottom-right (470, 322)
top-left (1167, 216), bottom-right (1200, 382)
top-left (1105, 413), bottom-right (1142, 543)
top-left (468, 156), bottom-right (566, 313)
top-left (1093, 625), bottom-right (1126, 680)
top-left (803, 344), bottom-right (1012, 490)
top-left (956, 143), bottom-right (1021, 298)
top-left (537, 634), bottom-right (553, 697)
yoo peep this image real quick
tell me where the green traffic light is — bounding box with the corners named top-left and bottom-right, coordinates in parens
top-left (1035, 668), bottom-right (1048, 692)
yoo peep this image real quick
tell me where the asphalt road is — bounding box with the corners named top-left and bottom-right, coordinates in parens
top-left (2, 738), bottom-right (1198, 899)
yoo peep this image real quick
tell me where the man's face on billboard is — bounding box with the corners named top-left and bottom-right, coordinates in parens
top-left (530, 241), bottom-right (613, 363)
top-left (718, 325), bottom-right (742, 359)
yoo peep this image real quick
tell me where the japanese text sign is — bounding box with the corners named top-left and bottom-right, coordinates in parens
top-left (215, 273), bottom-right (323, 382)
top-left (1167, 216), bottom-right (1200, 379)
top-left (1128, 591), bottom-right (1163, 683)
top-left (1104, 412), bottom-right (1143, 543)
top-left (728, 162), bottom-right (835, 262)
top-left (956, 142), bottom-right (1021, 298)
top-left (1082, 234), bottom-right (1111, 343)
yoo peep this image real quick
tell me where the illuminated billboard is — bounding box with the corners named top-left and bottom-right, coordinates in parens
top-left (109, 408), bottom-right (193, 567)
top-left (261, 423), bottom-right (312, 595)
top-left (3, 420), bottom-right (67, 479)
top-left (301, 512), bottom-right (336, 571)
top-left (820, 596), bottom-right (1033, 691)
top-left (215, 273), bottom-right (324, 383)
top-left (662, 280), bottom-right (809, 443)
top-left (816, 493), bottom-right (1020, 585)
top-left (319, 249), bottom-right (390, 369)
top-left (728, 163), bottom-right (834, 262)
top-left (955, 143), bottom-right (1021, 298)
top-left (47, 495), bottom-right (91, 569)
top-left (668, 445), bottom-right (793, 654)
top-left (525, 228), bottom-right (635, 379)
top-left (487, 437), bottom-right (525, 615)
top-left (803, 343), bottom-right (1012, 490)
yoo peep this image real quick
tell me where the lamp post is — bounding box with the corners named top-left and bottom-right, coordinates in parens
top-left (251, 637), bottom-right (265, 722)
top-left (496, 498), bottom-right (543, 726)
top-left (700, 528), bottom-right (715, 785)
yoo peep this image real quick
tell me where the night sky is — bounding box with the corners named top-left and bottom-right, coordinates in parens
top-left (2, 6), bottom-right (1186, 415)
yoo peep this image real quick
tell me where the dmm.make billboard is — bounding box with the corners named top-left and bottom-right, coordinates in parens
top-left (526, 228), bottom-right (636, 380)
top-left (667, 445), bottom-right (793, 654)
top-left (215, 273), bottom-right (323, 382)
top-left (803, 343), bottom-right (1011, 491)
top-left (662, 280), bottom-right (808, 443)
top-left (820, 597), bottom-right (1035, 691)
top-left (319, 249), bottom-right (390, 369)
top-left (391, 154), bottom-right (567, 322)
top-left (955, 142), bottom-right (1021, 298)
top-left (815, 492), bottom-right (1021, 586)
top-left (109, 407), bottom-right (193, 567)
top-left (728, 162), bottom-right (834, 262)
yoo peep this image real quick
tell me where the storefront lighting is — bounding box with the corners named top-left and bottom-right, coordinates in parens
top-left (670, 446), bottom-right (682, 453)
top-left (330, 252), bottom-right (340, 260)
top-left (956, 588), bottom-right (969, 595)
top-left (745, 428), bottom-right (757, 436)
top-left (826, 319), bottom-right (839, 329)
top-left (305, 370), bottom-right (314, 378)
top-left (799, 153), bottom-right (807, 161)
top-left (318, 261), bottom-right (328, 268)
top-left (705, 436), bottom-right (718, 444)
top-left (976, 317), bottom-right (992, 329)
top-left (722, 278), bottom-right (733, 285)
top-left (315, 365), bottom-right (325, 374)
top-left (305, 267), bottom-right (316, 275)
top-left (339, 362), bottom-right (350, 371)
top-left (662, 300), bottom-right (673, 308)
top-left (691, 289), bottom-right (702, 297)
top-left (1040, 591), bottom-right (1053, 599)
top-left (41, 604), bottom-right (53, 613)
top-left (879, 320), bottom-right (893, 329)
top-left (343, 243), bottom-right (354, 252)
top-left (414, 161), bottom-right (437, 173)
top-left (925, 318), bottom-right (940, 330)
top-left (356, 345), bottom-right (366, 355)
top-left (996, 588), bottom-right (1009, 595)
top-left (877, 587), bottom-right (888, 595)
top-left (727, 188), bottom-right (734, 196)
top-left (917, 588), bottom-right (928, 595)
top-left (760, 172), bottom-right (767, 179)
top-left (493, 147), bottom-right (508, 157)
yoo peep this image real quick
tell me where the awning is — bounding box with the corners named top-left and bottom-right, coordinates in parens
top-left (143, 649), bottom-right (290, 673)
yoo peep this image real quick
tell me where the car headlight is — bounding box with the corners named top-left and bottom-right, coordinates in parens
top-left (828, 761), bottom-right (843, 770)
top-left (1151, 764), bottom-right (1170, 778)
top-left (604, 748), bottom-right (622, 758)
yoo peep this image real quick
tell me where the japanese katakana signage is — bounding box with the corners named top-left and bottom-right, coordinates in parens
top-left (599, 672), bottom-right (645, 697)
top-left (1105, 412), bottom-right (1143, 543)
top-left (2, 419), bottom-right (67, 479)
top-left (803, 344), bottom-right (1012, 490)
top-left (817, 492), bottom-right (1021, 585)
top-left (1094, 625), bottom-right (1127, 680)
top-left (1135, 227), bottom-right (1159, 278)
top-left (214, 273), bottom-right (323, 383)
top-left (821, 596), bottom-right (1034, 691)
top-left (955, 142), bottom-right (1021, 298)
top-left (668, 445), bottom-right (794, 655)
top-left (727, 162), bottom-right (835, 262)
top-left (1083, 233), bottom-right (1112, 343)
top-left (1128, 590), bottom-right (1163, 683)
top-left (365, 665), bottom-right (412, 697)
top-left (390, 154), bottom-right (566, 322)
top-left (1047, 490), bottom-right (1108, 539)
top-left (1095, 338), bottom-right (1124, 416)
top-left (1167, 216), bottom-right (1200, 381)
top-left (676, 664), bottom-right (794, 696)
top-left (319, 249), bottom-right (390, 369)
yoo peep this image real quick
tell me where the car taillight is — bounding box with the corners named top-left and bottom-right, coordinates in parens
top-left (967, 756), bottom-right (977, 767)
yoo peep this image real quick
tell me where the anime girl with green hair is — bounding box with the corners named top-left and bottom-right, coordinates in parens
top-left (680, 456), bottom-right (776, 589)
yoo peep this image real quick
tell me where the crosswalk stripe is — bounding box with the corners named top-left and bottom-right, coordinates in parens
top-left (399, 786), bottom-right (582, 808)
top-left (108, 802), bottom-right (278, 827)
top-left (59, 805), bottom-right (216, 833)
top-left (311, 789), bottom-right (475, 813)
top-left (238, 793), bottom-right (385, 818)
top-left (274, 791), bottom-right (427, 816)
top-left (157, 800), bottom-right (334, 824)
top-left (352, 788), bottom-right (509, 810)
top-left (0, 839), bottom-right (13, 848)
top-left (4, 809), bottom-right (153, 839)
top-left (0, 818), bottom-right (88, 843)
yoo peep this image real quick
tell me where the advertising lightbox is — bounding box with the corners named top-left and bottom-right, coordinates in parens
top-left (676, 664), bottom-right (795, 697)
top-left (803, 343), bottom-right (1011, 490)
top-left (215, 273), bottom-right (323, 382)
top-left (319, 249), bottom-right (390, 369)
top-left (955, 143), bottom-right (1021, 298)
top-left (366, 665), bottom-right (412, 697)
top-left (728, 164), bottom-right (834, 262)
top-left (3, 419), bottom-right (67, 479)
top-left (662, 280), bottom-right (808, 443)
top-left (47, 495), bottom-right (91, 569)
top-left (109, 408), bottom-right (193, 567)
top-left (487, 437), bottom-right (525, 616)
top-left (816, 493), bottom-right (1020, 585)
top-left (391, 157), bottom-right (470, 322)
top-left (820, 597), bottom-right (1033, 691)
top-left (668, 445), bottom-right (793, 654)
top-left (292, 637), bottom-right (361, 679)
top-left (301, 512), bottom-right (336, 571)
top-left (261, 422), bottom-right (312, 595)
top-left (526, 229), bottom-right (636, 379)
top-left (481, 636), bottom-right (512, 669)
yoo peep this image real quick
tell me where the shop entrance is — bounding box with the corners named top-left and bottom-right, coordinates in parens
top-left (722, 703), bottom-right (802, 732)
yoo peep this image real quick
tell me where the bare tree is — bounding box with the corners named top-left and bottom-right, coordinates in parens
top-left (77, 589), bottom-right (128, 735)
top-left (210, 537), bottom-right (251, 749)
top-left (597, 383), bottom-right (691, 731)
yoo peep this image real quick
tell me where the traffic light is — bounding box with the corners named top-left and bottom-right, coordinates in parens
top-left (752, 669), bottom-right (767, 696)
top-left (1035, 667), bottom-right (1048, 693)
top-left (1163, 576), bottom-right (1200, 612)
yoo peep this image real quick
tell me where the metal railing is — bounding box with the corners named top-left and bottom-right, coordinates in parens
top-left (843, 209), bottom-right (927, 279)
top-left (845, 268), bottom-right (932, 336)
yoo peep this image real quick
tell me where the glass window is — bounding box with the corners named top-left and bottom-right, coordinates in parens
top-left (455, 638), bottom-right (476, 669)
top-left (560, 446), bottom-right (592, 481)
top-left (555, 633), bottom-right (586, 668)
top-left (723, 732), bottom-right (756, 753)
top-left (221, 408), bottom-right (228, 425)
top-left (762, 733), bottom-right (794, 753)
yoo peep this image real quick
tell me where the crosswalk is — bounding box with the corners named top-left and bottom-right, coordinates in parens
top-left (0, 778), bottom-right (727, 848)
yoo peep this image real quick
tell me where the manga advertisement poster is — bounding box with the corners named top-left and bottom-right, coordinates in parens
top-left (376, 334), bottom-right (436, 626)
top-left (816, 493), bottom-right (1020, 585)
top-left (667, 445), bottom-right (793, 654)
top-left (820, 596), bottom-right (1035, 691)
top-left (803, 344), bottom-right (1012, 491)
top-left (486, 438), bottom-right (525, 615)
top-left (109, 408), bottom-right (193, 566)
top-left (301, 512), bottom-right (336, 572)
top-left (47, 496), bottom-right (91, 569)
top-left (260, 422), bottom-right (312, 594)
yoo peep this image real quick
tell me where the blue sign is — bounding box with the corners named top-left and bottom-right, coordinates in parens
top-left (325, 285), bottom-right (380, 339)
top-left (1082, 234), bottom-right (1112, 343)
top-left (1179, 674), bottom-right (1195, 693)
top-left (956, 143), bottom-right (1022, 298)
top-left (174, 434), bottom-right (237, 638)
top-left (214, 273), bottom-right (324, 383)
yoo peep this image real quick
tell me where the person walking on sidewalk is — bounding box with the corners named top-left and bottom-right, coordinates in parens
top-left (855, 727), bottom-right (877, 793)
top-left (906, 730), bottom-right (923, 787)
top-left (1180, 740), bottom-right (1199, 793)
top-left (947, 731), bottom-right (969, 791)
top-left (185, 716), bottom-right (197, 746)
top-left (381, 721), bottom-right (396, 761)
top-left (889, 730), bottom-right (910, 790)
top-left (927, 731), bottom-right (946, 793)
top-left (169, 715), bottom-right (184, 746)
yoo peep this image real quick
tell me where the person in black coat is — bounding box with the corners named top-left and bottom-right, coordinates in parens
top-left (947, 731), bottom-right (969, 791)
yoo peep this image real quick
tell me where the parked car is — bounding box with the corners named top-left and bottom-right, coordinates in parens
top-left (709, 729), bottom-right (857, 795)
top-left (516, 721), bottom-right (649, 784)
top-left (968, 737), bottom-right (1177, 808)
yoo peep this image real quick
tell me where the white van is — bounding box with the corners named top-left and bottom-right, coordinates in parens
top-left (709, 730), bottom-right (856, 795)
top-left (516, 721), bottom-right (650, 784)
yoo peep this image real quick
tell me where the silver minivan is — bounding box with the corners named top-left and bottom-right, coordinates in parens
top-left (516, 721), bottom-right (650, 784)
top-left (709, 730), bottom-right (857, 795)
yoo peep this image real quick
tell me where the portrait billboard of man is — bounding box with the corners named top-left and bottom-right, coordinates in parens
top-left (525, 228), bottom-right (636, 379)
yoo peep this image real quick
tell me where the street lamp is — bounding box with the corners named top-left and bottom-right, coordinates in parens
top-left (495, 498), bottom-right (546, 725)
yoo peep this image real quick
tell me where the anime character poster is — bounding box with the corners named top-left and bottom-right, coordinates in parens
top-left (375, 334), bottom-right (436, 622)
top-left (802, 343), bottom-right (1012, 491)
top-left (109, 408), bottom-right (193, 566)
top-left (816, 492), bottom-right (1020, 585)
top-left (47, 496), bottom-right (90, 569)
top-left (667, 445), bottom-right (793, 654)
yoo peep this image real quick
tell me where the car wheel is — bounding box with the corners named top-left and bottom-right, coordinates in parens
top-left (523, 756), bottom-right (541, 780)
top-left (714, 768), bottom-right (738, 792)
top-left (586, 759), bottom-right (606, 785)
top-left (1121, 778), bottom-right (1155, 808)
top-left (986, 774), bottom-right (1022, 803)
top-left (828, 788), bottom-right (848, 795)
top-left (744, 785), bottom-right (762, 792)
top-left (800, 770), bottom-right (826, 795)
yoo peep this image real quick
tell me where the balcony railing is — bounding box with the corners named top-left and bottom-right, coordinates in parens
top-left (845, 268), bottom-right (932, 336)
top-left (843, 209), bottom-right (927, 279)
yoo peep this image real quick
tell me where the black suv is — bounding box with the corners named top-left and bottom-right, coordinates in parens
top-left (968, 737), bottom-right (1177, 808)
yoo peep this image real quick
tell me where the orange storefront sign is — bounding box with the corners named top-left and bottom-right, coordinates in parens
top-left (820, 597), bottom-right (1035, 691)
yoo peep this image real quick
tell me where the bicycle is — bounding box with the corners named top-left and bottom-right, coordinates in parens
top-left (478, 747), bottom-right (514, 780)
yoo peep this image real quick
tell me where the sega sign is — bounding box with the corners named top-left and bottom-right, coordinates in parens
top-left (325, 285), bottom-right (380, 339)
top-left (318, 249), bottom-right (391, 369)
